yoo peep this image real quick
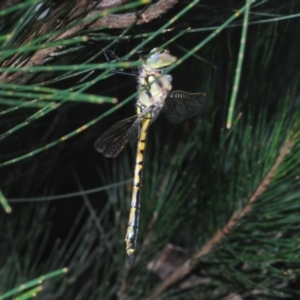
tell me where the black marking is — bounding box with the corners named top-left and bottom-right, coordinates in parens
top-left (146, 89), bottom-right (152, 99)
top-left (130, 202), bottom-right (140, 209)
top-left (134, 169), bottom-right (144, 187)
top-left (145, 75), bottom-right (150, 85)
top-left (130, 204), bottom-right (139, 209)
top-left (156, 79), bottom-right (163, 88)
top-left (131, 196), bottom-right (141, 212)
top-left (139, 168), bottom-right (143, 178)
top-left (132, 223), bottom-right (139, 229)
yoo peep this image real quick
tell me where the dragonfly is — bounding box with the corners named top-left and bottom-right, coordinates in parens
top-left (95, 48), bottom-right (207, 265)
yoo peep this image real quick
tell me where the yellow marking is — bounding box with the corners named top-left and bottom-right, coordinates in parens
top-left (140, 77), bottom-right (147, 85)
top-left (128, 207), bottom-right (137, 224)
top-left (132, 185), bottom-right (139, 193)
top-left (142, 118), bottom-right (151, 128)
top-left (134, 164), bottom-right (142, 183)
top-left (139, 141), bottom-right (146, 155)
top-left (130, 187), bottom-right (139, 205)
top-left (149, 75), bottom-right (155, 82)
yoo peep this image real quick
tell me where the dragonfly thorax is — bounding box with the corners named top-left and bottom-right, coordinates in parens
top-left (137, 49), bottom-right (176, 117)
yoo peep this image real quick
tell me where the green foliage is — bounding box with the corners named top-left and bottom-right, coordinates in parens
top-left (1, 0), bottom-right (300, 299)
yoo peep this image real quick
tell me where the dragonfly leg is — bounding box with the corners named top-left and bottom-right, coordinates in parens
top-left (104, 49), bottom-right (137, 76)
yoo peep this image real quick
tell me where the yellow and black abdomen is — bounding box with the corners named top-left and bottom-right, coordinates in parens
top-left (124, 114), bottom-right (151, 265)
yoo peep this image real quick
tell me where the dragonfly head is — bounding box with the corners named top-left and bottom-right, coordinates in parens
top-left (145, 48), bottom-right (177, 70)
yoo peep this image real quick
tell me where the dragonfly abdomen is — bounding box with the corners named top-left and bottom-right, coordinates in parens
top-left (125, 115), bottom-right (151, 265)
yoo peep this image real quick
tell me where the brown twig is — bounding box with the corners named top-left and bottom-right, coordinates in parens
top-left (92, 0), bottom-right (178, 27)
top-left (144, 134), bottom-right (295, 300)
top-left (0, 0), bottom-right (178, 84)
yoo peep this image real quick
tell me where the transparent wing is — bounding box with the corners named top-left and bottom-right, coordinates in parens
top-left (94, 115), bottom-right (142, 158)
top-left (163, 91), bottom-right (207, 124)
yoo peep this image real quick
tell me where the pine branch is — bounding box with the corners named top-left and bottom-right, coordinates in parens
top-left (0, 0), bottom-right (178, 84)
top-left (145, 126), bottom-right (299, 300)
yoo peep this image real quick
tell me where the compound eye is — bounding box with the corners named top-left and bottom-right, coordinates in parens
top-left (146, 49), bottom-right (176, 69)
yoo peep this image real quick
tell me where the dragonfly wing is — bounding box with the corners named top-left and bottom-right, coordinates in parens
top-left (128, 122), bottom-right (141, 147)
top-left (95, 115), bottom-right (141, 158)
top-left (163, 91), bottom-right (207, 124)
